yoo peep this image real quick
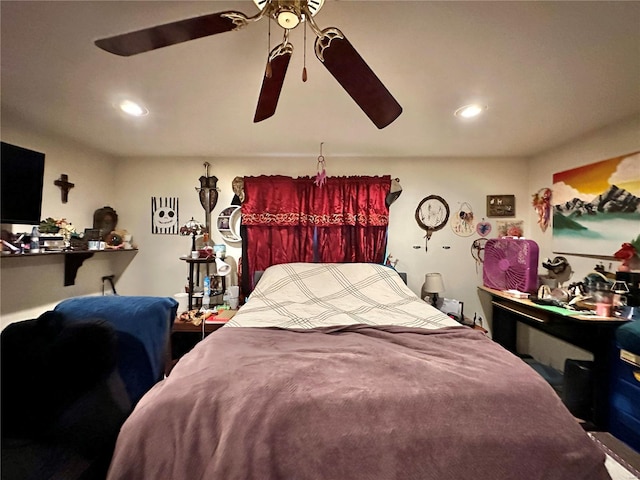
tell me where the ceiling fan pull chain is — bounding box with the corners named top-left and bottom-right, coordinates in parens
top-left (302, 19), bottom-right (308, 82)
top-left (265, 18), bottom-right (273, 78)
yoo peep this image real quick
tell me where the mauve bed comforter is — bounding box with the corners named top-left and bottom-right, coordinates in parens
top-left (107, 325), bottom-right (610, 480)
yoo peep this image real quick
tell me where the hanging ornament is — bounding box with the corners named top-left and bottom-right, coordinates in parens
top-left (451, 201), bottom-right (475, 237)
top-left (532, 187), bottom-right (552, 232)
top-left (476, 218), bottom-right (491, 237)
top-left (314, 142), bottom-right (327, 187)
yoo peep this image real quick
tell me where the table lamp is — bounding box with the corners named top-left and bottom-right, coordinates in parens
top-left (421, 273), bottom-right (444, 307)
top-left (179, 217), bottom-right (205, 253)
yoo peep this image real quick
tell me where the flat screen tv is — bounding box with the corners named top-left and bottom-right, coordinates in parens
top-left (1, 141), bottom-right (45, 225)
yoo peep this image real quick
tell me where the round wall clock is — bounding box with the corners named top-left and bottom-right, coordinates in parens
top-left (415, 195), bottom-right (450, 251)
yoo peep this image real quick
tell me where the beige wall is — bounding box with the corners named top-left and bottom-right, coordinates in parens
top-left (2, 116), bottom-right (530, 328)
top-left (111, 154), bottom-right (529, 327)
top-left (3, 112), bottom-right (638, 358)
top-left (1, 114), bottom-right (120, 327)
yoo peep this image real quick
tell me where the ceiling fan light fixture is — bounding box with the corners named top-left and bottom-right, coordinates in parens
top-left (454, 104), bottom-right (486, 119)
top-left (118, 100), bottom-right (149, 117)
top-left (253, 0), bottom-right (325, 18)
top-left (277, 9), bottom-right (300, 29)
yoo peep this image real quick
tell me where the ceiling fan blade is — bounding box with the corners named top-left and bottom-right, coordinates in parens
top-left (95, 11), bottom-right (249, 56)
top-left (315, 28), bottom-right (402, 129)
top-left (254, 43), bottom-right (293, 123)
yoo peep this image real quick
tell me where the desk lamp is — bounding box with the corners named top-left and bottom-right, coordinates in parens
top-left (421, 273), bottom-right (444, 307)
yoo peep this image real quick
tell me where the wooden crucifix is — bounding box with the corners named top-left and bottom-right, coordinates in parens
top-left (54, 174), bottom-right (75, 203)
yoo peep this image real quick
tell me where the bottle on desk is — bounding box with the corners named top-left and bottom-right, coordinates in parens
top-left (30, 226), bottom-right (40, 253)
top-left (203, 275), bottom-right (211, 309)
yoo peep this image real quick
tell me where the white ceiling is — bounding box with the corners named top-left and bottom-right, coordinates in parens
top-left (1, 1), bottom-right (639, 159)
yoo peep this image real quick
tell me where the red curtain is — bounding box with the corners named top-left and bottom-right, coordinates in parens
top-left (242, 175), bottom-right (390, 290)
top-left (311, 176), bottom-right (390, 263)
top-left (242, 176), bottom-right (313, 289)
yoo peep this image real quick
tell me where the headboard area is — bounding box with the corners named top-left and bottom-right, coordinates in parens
top-left (253, 265), bottom-right (407, 289)
top-left (234, 263), bottom-right (456, 330)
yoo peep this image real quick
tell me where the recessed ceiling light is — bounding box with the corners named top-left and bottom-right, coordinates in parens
top-left (118, 100), bottom-right (148, 117)
top-left (454, 104), bottom-right (486, 118)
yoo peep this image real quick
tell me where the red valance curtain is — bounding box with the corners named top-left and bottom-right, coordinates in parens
top-left (241, 175), bottom-right (390, 290)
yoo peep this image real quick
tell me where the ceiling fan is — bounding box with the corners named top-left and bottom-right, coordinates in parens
top-left (94, 0), bottom-right (402, 129)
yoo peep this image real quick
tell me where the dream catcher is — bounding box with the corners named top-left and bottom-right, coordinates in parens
top-left (314, 142), bottom-right (327, 187)
top-left (415, 195), bottom-right (450, 252)
top-left (471, 237), bottom-right (489, 273)
top-left (451, 201), bottom-right (475, 237)
top-left (532, 187), bottom-right (552, 232)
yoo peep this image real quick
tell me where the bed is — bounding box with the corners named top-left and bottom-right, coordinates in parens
top-left (107, 263), bottom-right (611, 480)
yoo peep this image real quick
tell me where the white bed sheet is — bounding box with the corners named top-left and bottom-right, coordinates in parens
top-left (227, 263), bottom-right (461, 330)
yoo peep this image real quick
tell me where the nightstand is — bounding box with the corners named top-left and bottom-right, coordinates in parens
top-left (166, 310), bottom-right (237, 375)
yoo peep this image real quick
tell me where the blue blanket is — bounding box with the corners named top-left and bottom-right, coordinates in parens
top-left (55, 296), bottom-right (177, 404)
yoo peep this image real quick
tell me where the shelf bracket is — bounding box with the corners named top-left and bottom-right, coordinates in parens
top-left (64, 252), bottom-right (94, 286)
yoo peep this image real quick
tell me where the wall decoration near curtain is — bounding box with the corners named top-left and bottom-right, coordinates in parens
top-left (552, 151), bottom-right (640, 256)
top-left (151, 196), bottom-right (179, 235)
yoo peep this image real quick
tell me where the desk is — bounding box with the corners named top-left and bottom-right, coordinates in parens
top-left (478, 286), bottom-right (627, 429)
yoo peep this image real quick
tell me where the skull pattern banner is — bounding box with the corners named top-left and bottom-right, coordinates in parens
top-left (152, 196), bottom-right (179, 234)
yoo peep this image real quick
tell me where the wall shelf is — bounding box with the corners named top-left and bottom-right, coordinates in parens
top-left (0, 249), bottom-right (138, 286)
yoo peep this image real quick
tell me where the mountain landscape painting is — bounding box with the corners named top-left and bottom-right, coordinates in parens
top-left (552, 151), bottom-right (640, 256)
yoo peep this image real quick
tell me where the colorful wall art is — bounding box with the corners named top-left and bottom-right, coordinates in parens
top-left (552, 151), bottom-right (640, 256)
